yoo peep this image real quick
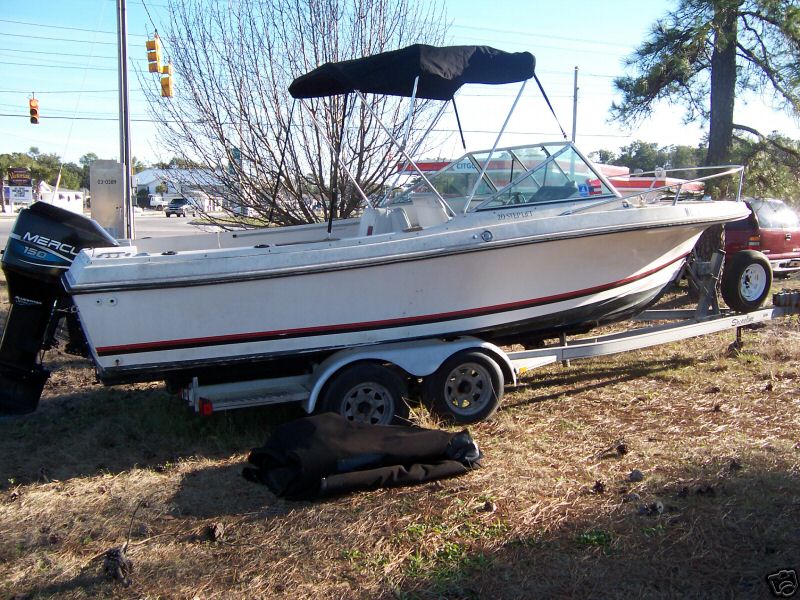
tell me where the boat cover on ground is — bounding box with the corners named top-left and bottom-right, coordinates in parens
top-left (242, 412), bottom-right (482, 499)
top-left (288, 44), bottom-right (535, 100)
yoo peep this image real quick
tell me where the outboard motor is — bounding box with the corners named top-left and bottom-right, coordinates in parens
top-left (0, 202), bottom-right (118, 415)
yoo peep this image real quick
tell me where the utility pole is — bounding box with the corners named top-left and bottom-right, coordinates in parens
top-left (117, 0), bottom-right (134, 238)
top-left (571, 66), bottom-right (579, 143)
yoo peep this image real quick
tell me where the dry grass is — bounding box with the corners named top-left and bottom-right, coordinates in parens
top-left (1, 271), bottom-right (799, 599)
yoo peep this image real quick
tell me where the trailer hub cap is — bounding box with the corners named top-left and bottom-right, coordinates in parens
top-left (444, 362), bottom-right (493, 416)
top-left (342, 383), bottom-right (391, 425)
top-left (740, 263), bottom-right (768, 302)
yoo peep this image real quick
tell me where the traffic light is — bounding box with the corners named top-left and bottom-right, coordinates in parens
top-left (29, 98), bottom-right (39, 125)
top-left (160, 76), bottom-right (173, 97)
top-left (146, 34), bottom-right (173, 98)
top-left (146, 35), bottom-right (162, 73)
top-left (160, 77), bottom-right (173, 98)
top-left (160, 62), bottom-right (174, 98)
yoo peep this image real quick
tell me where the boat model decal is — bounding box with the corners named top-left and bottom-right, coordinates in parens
top-left (7, 233), bottom-right (76, 267)
top-left (94, 252), bottom-right (687, 357)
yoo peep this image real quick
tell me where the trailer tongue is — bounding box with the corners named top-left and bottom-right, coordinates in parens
top-left (0, 202), bottom-right (118, 414)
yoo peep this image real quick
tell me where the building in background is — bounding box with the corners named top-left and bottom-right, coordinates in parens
top-left (134, 168), bottom-right (225, 210)
top-left (37, 182), bottom-right (85, 214)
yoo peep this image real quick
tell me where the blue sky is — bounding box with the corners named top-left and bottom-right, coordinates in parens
top-left (1, 0), bottom-right (798, 165)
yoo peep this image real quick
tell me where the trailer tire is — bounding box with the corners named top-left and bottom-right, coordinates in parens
top-left (721, 250), bottom-right (772, 313)
top-left (320, 363), bottom-right (410, 426)
top-left (422, 351), bottom-right (503, 425)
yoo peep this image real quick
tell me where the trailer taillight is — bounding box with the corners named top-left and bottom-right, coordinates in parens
top-left (747, 235), bottom-right (761, 247)
top-left (199, 397), bottom-right (214, 416)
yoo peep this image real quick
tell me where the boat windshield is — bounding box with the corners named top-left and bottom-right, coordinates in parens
top-left (384, 142), bottom-right (617, 213)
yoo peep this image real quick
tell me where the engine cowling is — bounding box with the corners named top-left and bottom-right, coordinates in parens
top-left (0, 202), bottom-right (118, 415)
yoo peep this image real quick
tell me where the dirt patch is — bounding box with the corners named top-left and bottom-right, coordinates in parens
top-left (1, 272), bottom-right (799, 599)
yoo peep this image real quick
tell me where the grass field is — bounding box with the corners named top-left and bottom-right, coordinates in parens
top-left (1, 270), bottom-right (799, 599)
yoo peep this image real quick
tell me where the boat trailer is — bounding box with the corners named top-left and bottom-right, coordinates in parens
top-left (181, 289), bottom-right (800, 425)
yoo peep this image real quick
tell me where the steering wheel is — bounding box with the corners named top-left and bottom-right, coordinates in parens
top-left (509, 192), bottom-right (525, 205)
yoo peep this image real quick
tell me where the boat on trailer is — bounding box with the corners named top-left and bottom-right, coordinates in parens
top-left (0, 44), bottom-right (751, 418)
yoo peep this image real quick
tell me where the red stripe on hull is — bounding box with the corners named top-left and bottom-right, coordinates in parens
top-left (96, 252), bottom-right (688, 356)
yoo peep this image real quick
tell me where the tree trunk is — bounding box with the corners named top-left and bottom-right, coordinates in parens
top-left (696, 1), bottom-right (739, 269)
top-left (706, 0), bottom-right (738, 169)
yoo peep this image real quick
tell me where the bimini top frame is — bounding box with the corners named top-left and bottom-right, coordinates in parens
top-left (288, 44), bottom-right (537, 217)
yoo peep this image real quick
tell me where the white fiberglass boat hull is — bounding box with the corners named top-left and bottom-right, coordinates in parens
top-left (64, 200), bottom-right (747, 382)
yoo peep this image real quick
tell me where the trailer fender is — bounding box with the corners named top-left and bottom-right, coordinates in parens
top-left (304, 336), bottom-right (515, 413)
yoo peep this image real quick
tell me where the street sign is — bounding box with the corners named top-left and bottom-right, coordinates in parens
top-left (10, 186), bottom-right (33, 202)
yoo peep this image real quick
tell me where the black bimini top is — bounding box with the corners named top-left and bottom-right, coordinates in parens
top-left (288, 44), bottom-right (535, 101)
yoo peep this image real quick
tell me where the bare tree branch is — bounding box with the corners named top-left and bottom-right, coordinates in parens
top-left (733, 123), bottom-right (800, 160)
top-left (142, 0), bottom-right (447, 228)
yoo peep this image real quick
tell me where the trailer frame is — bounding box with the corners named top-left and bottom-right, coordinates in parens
top-left (181, 289), bottom-right (799, 421)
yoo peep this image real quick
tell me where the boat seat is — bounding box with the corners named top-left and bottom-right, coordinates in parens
top-left (357, 206), bottom-right (411, 236)
top-left (531, 182), bottom-right (579, 202)
top-left (388, 207), bottom-right (411, 231)
top-left (410, 194), bottom-right (450, 228)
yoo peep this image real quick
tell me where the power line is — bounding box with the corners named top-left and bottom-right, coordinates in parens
top-left (0, 98), bottom-right (150, 116)
top-left (0, 60), bottom-right (119, 71)
top-left (451, 24), bottom-right (634, 49)
top-left (0, 31), bottom-right (119, 45)
top-left (0, 102), bottom-right (151, 118)
top-left (0, 112), bottom-right (173, 123)
top-left (0, 46), bottom-right (120, 60)
top-left (0, 52), bottom-right (144, 69)
top-left (0, 18), bottom-right (148, 38)
top-left (0, 50), bottom-right (147, 67)
top-left (0, 112), bottom-right (637, 138)
top-left (0, 32), bottom-right (624, 79)
top-left (537, 68), bottom-right (619, 79)
top-left (583, 72), bottom-right (619, 79)
top-left (0, 89), bottom-right (127, 94)
top-left (0, 51), bottom-right (149, 70)
top-left (448, 33), bottom-right (625, 58)
top-left (0, 52), bottom-right (616, 84)
top-left (140, 0), bottom-right (160, 34)
top-left (6, 4), bottom-right (627, 53)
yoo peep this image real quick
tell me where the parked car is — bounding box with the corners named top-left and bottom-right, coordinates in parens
top-left (164, 197), bottom-right (198, 218)
top-left (725, 198), bottom-right (800, 277)
top-left (148, 194), bottom-right (168, 210)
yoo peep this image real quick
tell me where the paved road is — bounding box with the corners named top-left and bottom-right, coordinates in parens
top-left (0, 209), bottom-right (219, 250)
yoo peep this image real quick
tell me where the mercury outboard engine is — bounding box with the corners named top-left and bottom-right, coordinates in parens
top-left (0, 202), bottom-right (118, 415)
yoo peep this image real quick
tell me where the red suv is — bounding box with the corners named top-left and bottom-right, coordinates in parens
top-left (725, 198), bottom-right (800, 277)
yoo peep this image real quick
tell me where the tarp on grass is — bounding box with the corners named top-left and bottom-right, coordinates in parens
top-left (243, 412), bottom-right (482, 499)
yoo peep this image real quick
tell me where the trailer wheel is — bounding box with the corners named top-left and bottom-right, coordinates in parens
top-left (320, 363), bottom-right (410, 426)
top-left (422, 351), bottom-right (503, 425)
top-left (721, 250), bottom-right (772, 313)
